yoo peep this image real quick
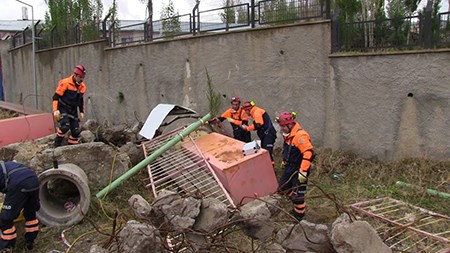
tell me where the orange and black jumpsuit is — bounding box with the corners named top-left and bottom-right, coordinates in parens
top-left (217, 107), bottom-right (251, 142)
top-left (52, 75), bottom-right (86, 146)
top-left (246, 106), bottom-right (277, 162)
top-left (0, 161), bottom-right (40, 250)
top-left (278, 122), bottom-right (314, 220)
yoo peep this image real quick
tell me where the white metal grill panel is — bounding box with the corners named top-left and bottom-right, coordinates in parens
top-left (142, 128), bottom-right (235, 207)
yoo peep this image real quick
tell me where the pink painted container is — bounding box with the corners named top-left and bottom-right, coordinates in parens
top-left (0, 113), bottom-right (54, 147)
top-left (192, 132), bottom-right (278, 205)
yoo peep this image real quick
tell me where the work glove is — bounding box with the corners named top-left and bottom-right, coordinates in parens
top-left (208, 117), bottom-right (218, 124)
top-left (53, 110), bottom-right (61, 121)
top-left (298, 171), bottom-right (307, 183)
top-left (226, 118), bottom-right (234, 123)
top-left (79, 112), bottom-right (84, 120)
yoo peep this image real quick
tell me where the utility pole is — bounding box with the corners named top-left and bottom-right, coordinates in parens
top-left (16, 0), bottom-right (38, 109)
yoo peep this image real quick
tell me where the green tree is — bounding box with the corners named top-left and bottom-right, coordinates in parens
top-left (373, 0), bottom-right (390, 48)
top-left (43, 0), bottom-right (102, 47)
top-left (138, 0), bottom-right (153, 40)
top-left (107, 0), bottom-right (120, 45)
top-left (205, 68), bottom-right (221, 117)
top-left (336, 0), bottom-right (362, 50)
top-left (220, 0), bottom-right (237, 30)
top-left (161, 0), bottom-right (181, 37)
top-left (419, 0), bottom-right (442, 47)
top-left (260, 0), bottom-right (299, 24)
top-left (236, 2), bottom-right (248, 24)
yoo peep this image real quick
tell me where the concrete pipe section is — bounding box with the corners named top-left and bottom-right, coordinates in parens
top-left (37, 163), bottom-right (91, 227)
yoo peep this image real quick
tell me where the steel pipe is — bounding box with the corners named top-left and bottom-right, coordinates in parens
top-left (96, 113), bottom-right (211, 199)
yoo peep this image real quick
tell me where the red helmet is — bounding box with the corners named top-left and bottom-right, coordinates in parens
top-left (231, 96), bottom-right (241, 103)
top-left (74, 65), bottom-right (87, 78)
top-left (276, 112), bottom-right (296, 125)
top-left (242, 100), bottom-right (255, 110)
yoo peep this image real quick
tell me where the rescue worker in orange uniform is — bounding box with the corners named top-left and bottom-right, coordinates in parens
top-left (276, 112), bottom-right (315, 221)
top-left (241, 101), bottom-right (277, 164)
top-left (0, 161), bottom-right (40, 251)
top-left (52, 65), bottom-right (87, 147)
top-left (211, 96), bottom-right (251, 142)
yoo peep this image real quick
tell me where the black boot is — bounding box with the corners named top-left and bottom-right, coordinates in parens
top-left (290, 210), bottom-right (304, 222)
top-left (26, 241), bottom-right (33, 250)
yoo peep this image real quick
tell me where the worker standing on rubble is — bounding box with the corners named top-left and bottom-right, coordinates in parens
top-left (210, 96), bottom-right (251, 142)
top-left (241, 100), bottom-right (277, 165)
top-left (276, 112), bottom-right (315, 221)
top-left (52, 65), bottom-right (87, 147)
top-left (0, 161), bottom-right (40, 251)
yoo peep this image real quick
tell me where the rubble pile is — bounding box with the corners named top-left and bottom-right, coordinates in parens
top-left (0, 120), bottom-right (392, 253)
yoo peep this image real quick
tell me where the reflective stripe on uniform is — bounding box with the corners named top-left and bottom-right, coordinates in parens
top-left (25, 219), bottom-right (39, 233)
top-left (1, 226), bottom-right (17, 240)
top-left (68, 136), bottom-right (79, 144)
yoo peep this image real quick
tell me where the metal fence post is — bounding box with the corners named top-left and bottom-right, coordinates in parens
top-left (22, 27), bottom-right (28, 45)
top-left (192, 1), bottom-right (200, 35)
top-left (101, 12), bottom-right (111, 39)
top-left (326, 0), bottom-right (331, 19)
top-left (424, 0), bottom-right (432, 48)
top-left (251, 0), bottom-right (256, 28)
top-left (147, 0), bottom-right (153, 42)
top-left (331, 7), bottom-right (340, 53)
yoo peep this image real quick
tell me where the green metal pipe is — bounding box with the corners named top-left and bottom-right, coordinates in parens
top-left (96, 113), bottom-right (212, 199)
top-left (396, 181), bottom-right (450, 199)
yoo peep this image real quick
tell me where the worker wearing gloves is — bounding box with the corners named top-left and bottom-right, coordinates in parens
top-left (241, 100), bottom-right (277, 165)
top-left (52, 65), bottom-right (87, 147)
top-left (0, 161), bottom-right (40, 251)
top-left (210, 96), bottom-right (251, 142)
top-left (276, 112), bottom-right (315, 221)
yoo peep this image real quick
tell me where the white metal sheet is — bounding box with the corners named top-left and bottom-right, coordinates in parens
top-left (139, 104), bottom-right (199, 139)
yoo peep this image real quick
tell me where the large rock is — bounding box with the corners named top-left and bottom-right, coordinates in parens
top-left (160, 197), bottom-right (201, 233)
top-left (235, 196), bottom-right (279, 240)
top-left (0, 136), bottom-right (51, 164)
top-left (331, 219), bottom-right (392, 253)
top-left (150, 190), bottom-right (201, 233)
top-left (80, 130), bottom-right (96, 143)
top-left (118, 220), bottom-right (162, 253)
top-left (193, 197), bottom-right (229, 233)
top-left (276, 221), bottom-right (333, 252)
top-left (29, 142), bottom-right (130, 191)
top-left (129, 194), bottom-right (152, 220)
top-left (89, 245), bottom-right (109, 253)
top-left (257, 242), bottom-right (286, 253)
top-left (119, 142), bottom-right (145, 166)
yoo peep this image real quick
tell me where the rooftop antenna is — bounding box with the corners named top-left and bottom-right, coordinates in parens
top-left (21, 6), bottom-right (28, 20)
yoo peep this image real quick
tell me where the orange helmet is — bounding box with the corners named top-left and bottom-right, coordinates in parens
top-left (242, 100), bottom-right (255, 110)
top-left (231, 96), bottom-right (241, 103)
top-left (74, 65), bottom-right (87, 78)
top-left (276, 112), bottom-right (296, 125)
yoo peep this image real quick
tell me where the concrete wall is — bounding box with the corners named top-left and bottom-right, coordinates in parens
top-left (2, 21), bottom-right (449, 161)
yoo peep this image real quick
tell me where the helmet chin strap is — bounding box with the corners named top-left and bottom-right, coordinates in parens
top-left (282, 124), bottom-right (293, 136)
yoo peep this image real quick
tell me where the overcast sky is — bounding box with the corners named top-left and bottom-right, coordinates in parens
top-left (0, 0), bottom-right (223, 21)
top-left (0, 0), bottom-right (448, 21)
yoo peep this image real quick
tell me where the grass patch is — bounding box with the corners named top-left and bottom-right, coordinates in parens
top-left (0, 108), bottom-right (19, 120)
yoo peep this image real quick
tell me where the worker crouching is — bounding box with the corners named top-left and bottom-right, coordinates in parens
top-left (0, 161), bottom-right (40, 251)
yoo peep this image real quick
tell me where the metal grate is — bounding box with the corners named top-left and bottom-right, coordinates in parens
top-left (350, 197), bottom-right (450, 253)
top-left (142, 127), bottom-right (235, 207)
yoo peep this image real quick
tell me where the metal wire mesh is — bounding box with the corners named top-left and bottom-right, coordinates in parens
top-left (142, 128), bottom-right (234, 207)
top-left (350, 197), bottom-right (450, 252)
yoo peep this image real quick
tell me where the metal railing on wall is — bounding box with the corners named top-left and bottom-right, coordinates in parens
top-left (9, 0), bottom-right (330, 50)
top-left (331, 7), bottom-right (450, 53)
